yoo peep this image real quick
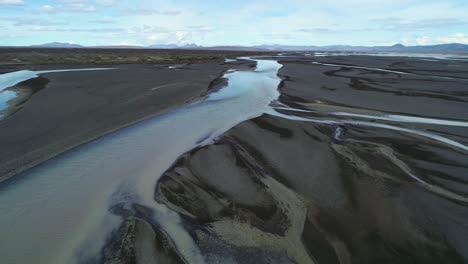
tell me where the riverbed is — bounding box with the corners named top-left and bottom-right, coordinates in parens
top-left (1, 54), bottom-right (468, 263)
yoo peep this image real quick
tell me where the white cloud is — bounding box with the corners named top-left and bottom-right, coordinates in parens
top-left (112, 41), bottom-right (143, 46)
top-left (415, 36), bottom-right (433, 45)
top-left (88, 17), bottom-right (115, 24)
top-left (144, 30), bottom-right (192, 45)
top-left (404, 34), bottom-right (468, 45)
top-left (39, 1), bottom-right (96, 13)
top-left (175, 31), bottom-right (191, 43)
top-left (96, 0), bottom-right (114, 6)
top-left (371, 18), bottom-right (466, 31)
top-left (124, 9), bottom-right (181, 16)
top-left (39, 5), bottom-right (56, 13)
top-left (438, 33), bottom-right (468, 44)
top-left (65, 3), bottom-right (96, 12)
top-left (13, 17), bottom-right (68, 26)
top-left (30, 25), bottom-right (49, 31)
top-left (0, 0), bottom-right (23, 5)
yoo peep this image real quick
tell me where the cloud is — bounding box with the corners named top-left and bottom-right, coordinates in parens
top-left (112, 41), bottom-right (143, 46)
top-left (414, 36), bottom-right (433, 45)
top-left (405, 34), bottom-right (468, 45)
top-left (0, 16), bottom-right (69, 31)
top-left (88, 18), bottom-right (115, 24)
top-left (96, 0), bottom-right (114, 6)
top-left (12, 18), bottom-right (68, 26)
top-left (114, 25), bottom-right (197, 45)
top-left (438, 33), bottom-right (468, 44)
top-left (39, 5), bottom-right (55, 12)
top-left (56, 27), bottom-right (123, 33)
top-left (144, 31), bottom-right (192, 44)
top-left (30, 26), bottom-right (50, 31)
top-left (64, 3), bottom-right (96, 12)
top-left (0, 0), bottom-right (23, 5)
top-left (371, 18), bottom-right (466, 31)
top-left (298, 28), bottom-right (335, 33)
top-left (185, 26), bottom-right (212, 33)
top-left (260, 33), bottom-right (295, 42)
top-left (123, 9), bottom-right (181, 16)
top-left (128, 25), bottom-right (168, 34)
top-left (39, 1), bottom-right (96, 13)
top-left (175, 31), bottom-right (192, 42)
top-left (23, 26), bottom-right (124, 33)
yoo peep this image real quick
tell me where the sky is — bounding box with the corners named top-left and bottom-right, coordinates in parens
top-left (0, 0), bottom-right (468, 46)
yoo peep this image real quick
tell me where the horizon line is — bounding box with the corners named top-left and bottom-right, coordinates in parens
top-left (2, 42), bottom-right (468, 48)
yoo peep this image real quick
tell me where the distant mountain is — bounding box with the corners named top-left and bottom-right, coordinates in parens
top-left (147, 44), bottom-right (179, 49)
top-left (181, 43), bottom-right (202, 49)
top-left (31, 42), bottom-right (83, 48)
top-left (92, 45), bottom-right (145, 49)
top-left (146, 43), bottom-right (202, 49)
top-left (250, 43), bottom-right (468, 52)
top-left (390, 43), bottom-right (406, 49)
top-left (252, 44), bottom-right (306, 50)
top-left (24, 42), bottom-right (468, 53)
top-left (402, 43), bottom-right (468, 52)
top-left (204, 46), bottom-right (265, 51)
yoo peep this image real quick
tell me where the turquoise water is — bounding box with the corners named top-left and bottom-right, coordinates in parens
top-left (0, 90), bottom-right (16, 114)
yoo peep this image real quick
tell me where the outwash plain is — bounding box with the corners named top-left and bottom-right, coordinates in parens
top-left (0, 48), bottom-right (468, 264)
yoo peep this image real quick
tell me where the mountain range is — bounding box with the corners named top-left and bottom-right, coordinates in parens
top-left (23, 42), bottom-right (468, 53)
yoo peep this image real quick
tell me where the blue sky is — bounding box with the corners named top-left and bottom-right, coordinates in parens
top-left (1, 0), bottom-right (468, 46)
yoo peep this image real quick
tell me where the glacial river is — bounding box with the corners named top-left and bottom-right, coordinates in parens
top-left (0, 56), bottom-right (467, 263)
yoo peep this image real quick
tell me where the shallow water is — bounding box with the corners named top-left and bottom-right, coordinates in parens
top-left (0, 90), bottom-right (16, 114)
